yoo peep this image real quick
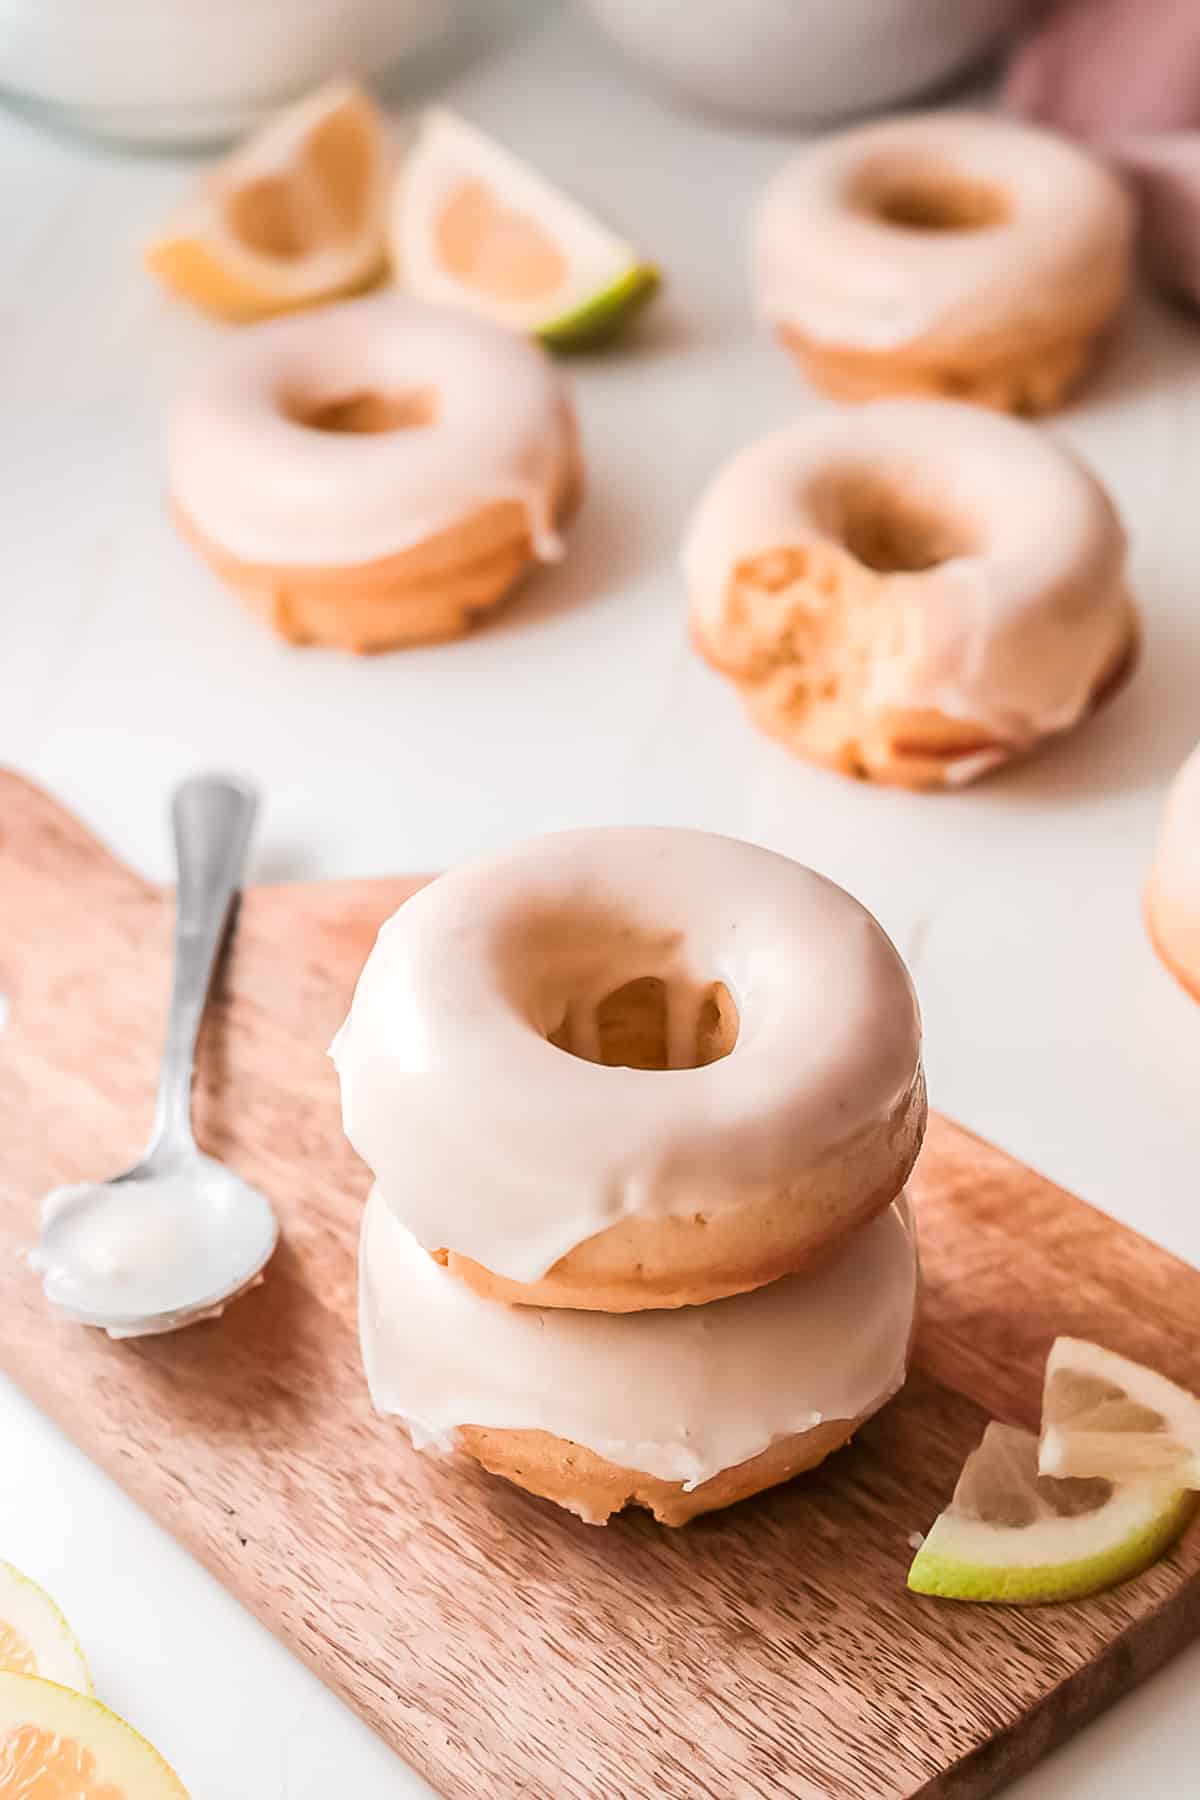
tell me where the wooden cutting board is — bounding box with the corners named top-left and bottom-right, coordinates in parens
top-left (1, 769), bottom-right (1197, 1800)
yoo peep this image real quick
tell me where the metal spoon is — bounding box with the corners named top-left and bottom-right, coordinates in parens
top-left (31, 774), bottom-right (279, 1338)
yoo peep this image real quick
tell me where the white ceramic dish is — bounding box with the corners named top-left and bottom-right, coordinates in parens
top-left (0, 0), bottom-right (452, 145)
top-left (578, 0), bottom-right (1029, 126)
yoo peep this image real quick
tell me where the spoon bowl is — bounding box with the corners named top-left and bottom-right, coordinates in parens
top-left (34, 1150), bottom-right (278, 1337)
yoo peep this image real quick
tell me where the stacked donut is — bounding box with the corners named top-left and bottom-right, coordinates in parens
top-left (333, 826), bottom-right (925, 1525)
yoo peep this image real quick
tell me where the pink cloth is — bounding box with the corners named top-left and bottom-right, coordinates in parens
top-left (1006, 0), bottom-right (1200, 139)
top-left (1005, 0), bottom-right (1200, 307)
top-left (1118, 137), bottom-right (1200, 309)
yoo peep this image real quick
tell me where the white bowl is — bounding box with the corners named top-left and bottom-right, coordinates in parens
top-left (578, 0), bottom-right (1029, 127)
top-left (0, 0), bottom-right (452, 146)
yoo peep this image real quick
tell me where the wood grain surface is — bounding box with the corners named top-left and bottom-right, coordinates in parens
top-left (0, 768), bottom-right (1197, 1800)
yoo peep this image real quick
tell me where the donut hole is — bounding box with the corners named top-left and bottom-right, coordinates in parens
top-left (506, 903), bottom-right (741, 1072)
top-left (810, 466), bottom-right (977, 575)
top-left (549, 976), bottom-right (739, 1071)
top-left (225, 106), bottom-right (375, 259)
top-left (852, 154), bottom-right (1010, 234)
top-left (284, 386), bottom-right (439, 434)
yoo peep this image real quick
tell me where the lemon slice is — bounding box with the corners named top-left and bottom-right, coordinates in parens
top-left (1040, 1337), bottom-right (1200, 1487)
top-left (0, 1674), bottom-right (188, 1796)
top-left (0, 1561), bottom-right (90, 1692)
top-left (907, 1422), bottom-right (1194, 1604)
top-left (145, 80), bottom-right (389, 321)
top-left (392, 108), bottom-right (659, 348)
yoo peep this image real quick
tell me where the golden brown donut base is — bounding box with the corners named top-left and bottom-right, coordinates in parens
top-left (779, 316), bottom-right (1111, 418)
top-left (436, 1069), bottom-right (926, 1311)
top-left (171, 446), bottom-right (581, 653)
top-left (1145, 889), bottom-right (1200, 1005)
top-left (455, 1410), bottom-right (870, 1526)
top-left (692, 540), bottom-right (1139, 792)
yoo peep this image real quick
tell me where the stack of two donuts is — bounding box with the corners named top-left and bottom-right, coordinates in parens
top-left (333, 826), bottom-right (925, 1526)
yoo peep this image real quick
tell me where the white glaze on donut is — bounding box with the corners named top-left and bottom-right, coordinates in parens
top-left (754, 111), bottom-right (1133, 352)
top-left (360, 1186), bottom-right (918, 1487)
top-left (332, 827), bottom-right (922, 1284)
top-left (683, 400), bottom-right (1133, 748)
top-left (168, 293), bottom-right (575, 566)
top-left (1148, 741), bottom-right (1200, 991)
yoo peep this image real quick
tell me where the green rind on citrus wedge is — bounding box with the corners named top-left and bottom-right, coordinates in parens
top-left (908, 1487), bottom-right (1196, 1605)
top-left (539, 263), bottom-right (661, 350)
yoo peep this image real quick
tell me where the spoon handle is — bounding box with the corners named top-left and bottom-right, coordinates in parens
top-left (149, 775), bottom-right (260, 1156)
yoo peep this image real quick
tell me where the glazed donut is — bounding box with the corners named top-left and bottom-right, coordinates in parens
top-left (333, 827), bottom-right (925, 1311)
top-left (168, 293), bottom-right (580, 652)
top-left (1146, 742), bottom-right (1200, 1002)
top-left (360, 1187), bottom-right (919, 1526)
top-left (683, 400), bottom-right (1138, 790)
top-left (753, 111), bottom-right (1134, 415)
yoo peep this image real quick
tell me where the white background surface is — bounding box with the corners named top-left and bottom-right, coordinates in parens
top-left (2, 4), bottom-right (1199, 1795)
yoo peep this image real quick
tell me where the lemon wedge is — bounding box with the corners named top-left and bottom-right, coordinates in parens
top-left (0, 1673), bottom-right (188, 1797)
top-left (392, 108), bottom-right (659, 348)
top-left (145, 80), bottom-right (389, 321)
top-left (1040, 1336), bottom-right (1200, 1487)
top-left (0, 1561), bottom-right (90, 1692)
top-left (907, 1421), bottom-right (1194, 1604)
